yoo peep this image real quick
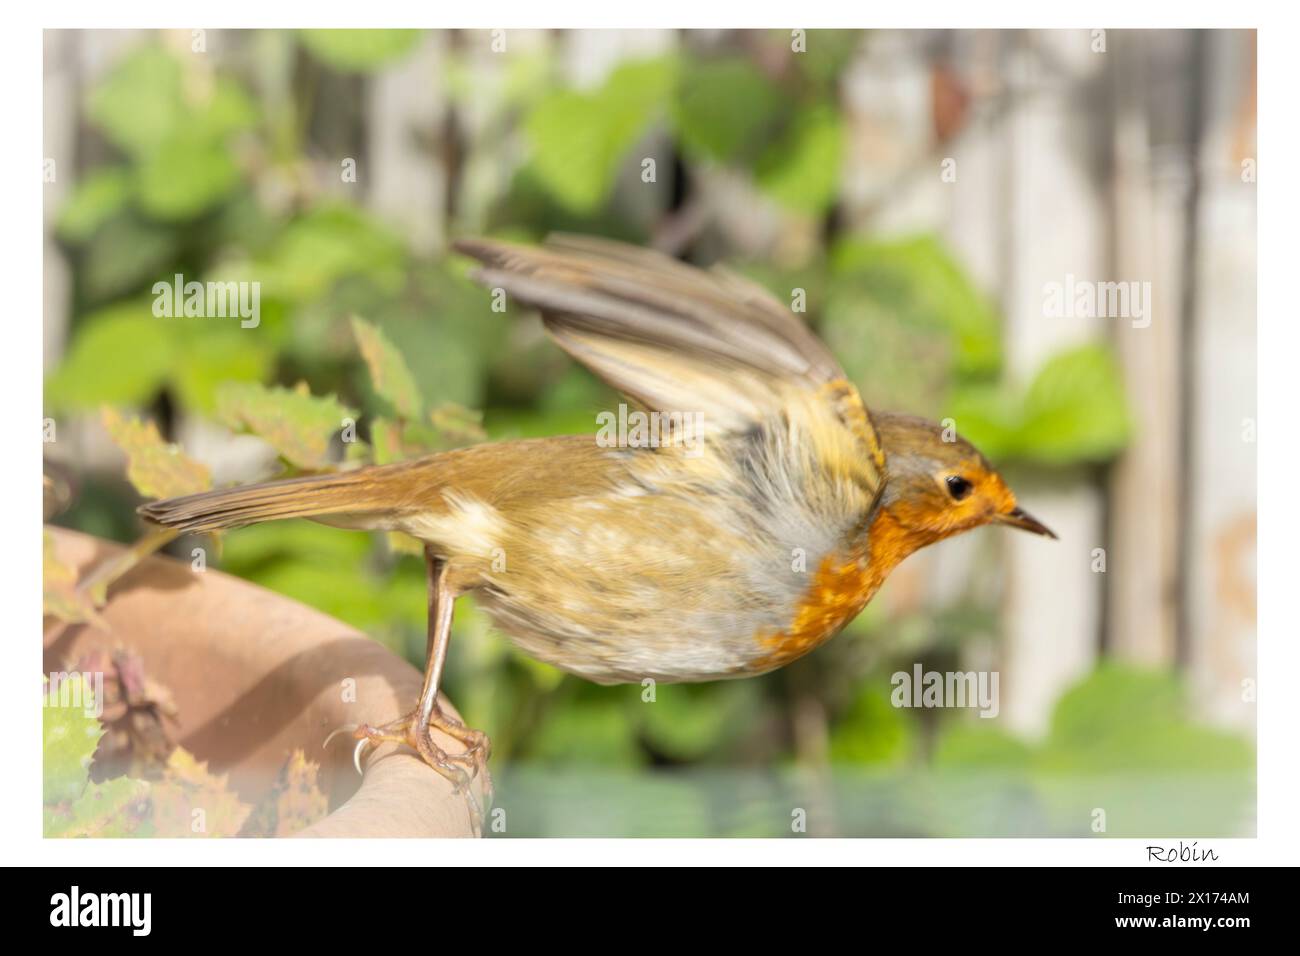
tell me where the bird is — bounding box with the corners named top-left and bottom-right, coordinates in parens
top-left (139, 233), bottom-right (1056, 822)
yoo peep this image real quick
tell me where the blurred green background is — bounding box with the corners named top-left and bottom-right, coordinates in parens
top-left (43, 29), bottom-right (1256, 836)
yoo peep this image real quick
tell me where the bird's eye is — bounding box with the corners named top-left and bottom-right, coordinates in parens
top-left (945, 475), bottom-right (973, 501)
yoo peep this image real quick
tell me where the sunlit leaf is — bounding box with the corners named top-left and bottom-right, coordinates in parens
top-left (149, 747), bottom-right (251, 837)
top-left (1016, 345), bottom-right (1132, 463)
top-left (352, 316), bottom-right (423, 420)
top-left (86, 46), bottom-right (186, 157)
top-left (101, 406), bottom-right (212, 500)
top-left (239, 749), bottom-right (330, 837)
top-left (215, 381), bottom-right (355, 470)
top-left (42, 674), bottom-right (104, 804)
top-left (135, 131), bottom-right (241, 220)
top-left (45, 303), bottom-right (175, 410)
top-left (949, 345), bottom-right (1131, 465)
top-left (525, 58), bottom-right (676, 214)
top-left (828, 684), bottom-right (915, 766)
top-left (755, 105), bottom-right (842, 214)
top-left (369, 416), bottom-right (406, 465)
top-left (86, 45), bottom-right (255, 158)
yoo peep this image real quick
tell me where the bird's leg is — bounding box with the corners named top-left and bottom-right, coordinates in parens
top-left (346, 546), bottom-right (491, 831)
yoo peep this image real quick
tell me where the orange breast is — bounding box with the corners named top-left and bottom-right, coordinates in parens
top-left (748, 508), bottom-right (921, 673)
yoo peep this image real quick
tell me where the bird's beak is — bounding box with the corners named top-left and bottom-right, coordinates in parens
top-left (997, 506), bottom-right (1058, 539)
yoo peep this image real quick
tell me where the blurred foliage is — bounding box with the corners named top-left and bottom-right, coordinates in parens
top-left (43, 30), bottom-right (1249, 837)
top-left (43, 676), bottom-right (151, 837)
top-left (100, 407), bottom-right (211, 499)
top-left (43, 674), bottom-right (331, 837)
top-left (299, 29), bottom-right (422, 72)
top-left (951, 344), bottom-right (1132, 464)
top-left (215, 381), bottom-right (355, 470)
top-left (527, 58), bottom-right (676, 214)
top-left (496, 665), bottom-right (1252, 837)
top-left (43, 532), bottom-right (103, 626)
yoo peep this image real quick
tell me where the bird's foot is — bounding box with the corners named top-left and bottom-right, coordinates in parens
top-left (325, 706), bottom-right (491, 834)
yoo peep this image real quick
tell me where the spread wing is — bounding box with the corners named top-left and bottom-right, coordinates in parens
top-left (453, 234), bottom-right (884, 483)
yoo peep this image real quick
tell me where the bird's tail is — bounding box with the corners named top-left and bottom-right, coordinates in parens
top-left (137, 461), bottom-right (429, 534)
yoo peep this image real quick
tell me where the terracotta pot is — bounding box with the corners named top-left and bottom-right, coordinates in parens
top-left (43, 526), bottom-right (486, 837)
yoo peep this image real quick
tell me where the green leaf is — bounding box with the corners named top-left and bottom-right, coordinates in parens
top-left (1041, 665), bottom-right (1252, 772)
top-left (45, 777), bottom-right (151, 838)
top-left (135, 132), bottom-right (240, 220)
top-left (83, 46), bottom-right (253, 224)
top-left (823, 235), bottom-right (1002, 414)
top-left (368, 417), bottom-right (405, 466)
top-left (43, 674), bottom-right (103, 805)
top-left (832, 235), bottom-right (1002, 362)
top-left (257, 204), bottom-right (405, 302)
top-left (170, 328), bottom-right (275, 414)
top-left (672, 58), bottom-right (788, 163)
top-left (949, 345), bottom-right (1131, 465)
top-left (101, 406), bottom-right (212, 500)
top-left (215, 382), bottom-right (355, 471)
top-left (828, 683), bottom-right (915, 766)
top-left (57, 168), bottom-right (132, 242)
top-left (86, 46), bottom-right (254, 159)
top-left (45, 303), bottom-right (176, 410)
top-left (525, 58), bottom-right (675, 214)
top-left (82, 216), bottom-right (177, 301)
top-left (755, 105), bottom-right (842, 214)
top-left (351, 316), bottom-right (423, 420)
top-left (197, 79), bottom-right (259, 141)
top-left (1017, 346), bottom-right (1132, 463)
top-left (633, 682), bottom-right (759, 761)
top-left (299, 29), bottom-right (421, 72)
top-left (86, 46), bottom-right (186, 156)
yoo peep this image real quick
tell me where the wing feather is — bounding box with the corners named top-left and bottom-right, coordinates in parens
top-left (454, 234), bottom-right (883, 473)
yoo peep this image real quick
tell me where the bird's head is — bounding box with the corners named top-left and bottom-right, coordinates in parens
top-left (872, 412), bottom-right (1056, 547)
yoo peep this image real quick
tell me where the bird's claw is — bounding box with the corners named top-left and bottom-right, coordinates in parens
top-left (323, 712), bottom-right (490, 834)
top-left (323, 723), bottom-right (376, 776)
top-left (351, 736), bottom-right (370, 776)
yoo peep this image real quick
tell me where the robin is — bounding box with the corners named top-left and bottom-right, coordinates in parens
top-left (140, 234), bottom-right (1055, 812)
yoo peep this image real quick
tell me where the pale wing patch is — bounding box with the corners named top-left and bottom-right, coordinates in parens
top-left (404, 490), bottom-right (506, 558)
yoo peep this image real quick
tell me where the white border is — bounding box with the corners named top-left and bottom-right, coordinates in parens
top-left (6, 2), bottom-right (1293, 866)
